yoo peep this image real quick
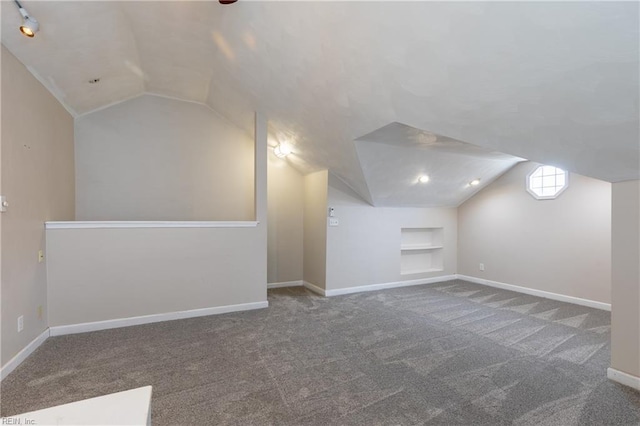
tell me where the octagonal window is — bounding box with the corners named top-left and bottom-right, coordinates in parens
top-left (527, 165), bottom-right (568, 200)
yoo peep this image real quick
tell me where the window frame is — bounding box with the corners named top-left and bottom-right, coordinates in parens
top-left (526, 165), bottom-right (569, 200)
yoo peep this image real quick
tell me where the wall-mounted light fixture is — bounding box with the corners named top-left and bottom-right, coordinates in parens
top-left (274, 143), bottom-right (293, 158)
top-left (15, 0), bottom-right (39, 38)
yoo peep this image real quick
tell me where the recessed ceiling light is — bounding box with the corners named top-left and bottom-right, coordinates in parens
top-left (15, 1), bottom-right (39, 38)
top-left (469, 179), bottom-right (481, 186)
top-left (274, 143), bottom-right (293, 158)
top-left (418, 175), bottom-right (430, 183)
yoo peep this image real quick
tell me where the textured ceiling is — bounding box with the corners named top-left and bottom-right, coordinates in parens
top-left (355, 123), bottom-right (524, 207)
top-left (2, 1), bottom-right (638, 206)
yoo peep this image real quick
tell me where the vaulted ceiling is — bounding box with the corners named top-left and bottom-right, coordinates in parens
top-left (355, 123), bottom-right (524, 207)
top-left (2, 1), bottom-right (638, 206)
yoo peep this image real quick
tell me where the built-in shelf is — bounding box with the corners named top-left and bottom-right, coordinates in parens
top-left (401, 245), bottom-right (443, 251)
top-left (401, 268), bottom-right (444, 275)
top-left (400, 228), bottom-right (444, 275)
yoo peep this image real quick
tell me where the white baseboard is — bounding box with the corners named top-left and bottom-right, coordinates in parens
top-left (323, 275), bottom-right (457, 297)
top-left (608, 367), bottom-right (640, 391)
top-left (303, 281), bottom-right (326, 296)
top-left (3, 301), bottom-right (269, 379)
top-left (1, 329), bottom-right (50, 381)
top-left (456, 274), bottom-right (611, 311)
top-left (267, 280), bottom-right (304, 289)
top-left (50, 301), bottom-right (269, 336)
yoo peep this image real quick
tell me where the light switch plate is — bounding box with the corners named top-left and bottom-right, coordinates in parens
top-left (329, 218), bottom-right (339, 227)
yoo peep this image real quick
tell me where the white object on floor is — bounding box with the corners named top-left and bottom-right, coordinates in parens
top-left (1, 386), bottom-right (152, 425)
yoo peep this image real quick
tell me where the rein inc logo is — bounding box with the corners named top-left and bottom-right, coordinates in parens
top-left (1, 418), bottom-right (35, 425)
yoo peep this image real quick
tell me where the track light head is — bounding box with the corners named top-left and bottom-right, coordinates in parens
top-left (18, 7), bottom-right (39, 38)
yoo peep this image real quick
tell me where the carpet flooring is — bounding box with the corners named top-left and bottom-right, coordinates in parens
top-left (1, 279), bottom-right (639, 425)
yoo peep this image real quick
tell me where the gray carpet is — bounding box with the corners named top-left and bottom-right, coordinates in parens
top-left (1, 279), bottom-right (639, 425)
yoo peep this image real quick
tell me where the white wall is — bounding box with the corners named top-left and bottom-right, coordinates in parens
top-left (1, 46), bottom-right (75, 367)
top-left (610, 180), bottom-right (640, 379)
top-left (458, 162), bottom-right (612, 304)
top-left (267, 154), bottom-right (304, 284)
top-left (46, 113), bottom-right (268, 329)
top-left (75, 94), bottom-right (254, 221)
top-left (326, 175), bottom-right (457, 291)
top-left (303, 171), bottom-right (328, 289)
top-left (46, 226), bottom-right (265, 326)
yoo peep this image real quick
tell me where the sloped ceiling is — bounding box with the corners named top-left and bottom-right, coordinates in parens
top-left (2, 1), bottom-right (638, 206)
top-left (355, 123), bottom-right (524, 207)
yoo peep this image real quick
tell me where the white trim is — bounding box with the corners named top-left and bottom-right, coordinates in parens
top-left (526, 165), bottom-right (569, 200)
top-left (76, 93), bottom-right (250, 140)
top-left (1, 329), bottom-right (50, 381)
top-left (45, 221), bottom-right (259, 229)
top-left (323, 275), bottom-right (457, 297)
top-left (608, 367), bottom-right (640, 391)
top-left (49, 301), bottom-right (268, 336)
top-left (74, 92), bottom-right (144, 118)
top-left (303, 281), bottom-right (326, 296)
top-left (456, 274), bottom-right (611, 311)
top-left (24, 64), bottom-right (79, 118)
top-left (76, 92), bottom-right (209, 119)
top-left (268, 280), bottom-right (304, 289)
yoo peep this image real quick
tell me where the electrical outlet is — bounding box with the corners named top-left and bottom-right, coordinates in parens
top-left (328, 218), bottom-right (339, 227)
top-left (479, 263), bottom-right (485, 271)
top-left (18, 315), bottom-right (24, 332)
top-left (38, 250), bottom-right (44, 263)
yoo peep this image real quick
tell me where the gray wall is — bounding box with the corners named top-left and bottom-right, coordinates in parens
top-left (458, 162), bottom-right (612, 304)
top-left (611, 180), bottom-right (640, 378)
top-left (1, 46), bottom-right (75, 366)
top-left (267, 154), bottom-right (303, 284)
top-left (303, 171), bottom-right (328, 289)
top-left (326, 175), bottom-right (457, 291)
top-left (75, 94), bottom-right (254, 221)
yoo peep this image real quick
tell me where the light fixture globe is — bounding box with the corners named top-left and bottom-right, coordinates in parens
top-left (274, 143), bottom-right (293, 158)
top-left (18, 7), bottom-right (39, 38)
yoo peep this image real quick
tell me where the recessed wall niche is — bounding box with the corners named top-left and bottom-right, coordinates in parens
top-left (400, 227), bottom-right (444, 275)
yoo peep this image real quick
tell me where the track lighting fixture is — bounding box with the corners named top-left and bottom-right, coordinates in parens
top-left (14, 0), bottom-right (39, 38)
